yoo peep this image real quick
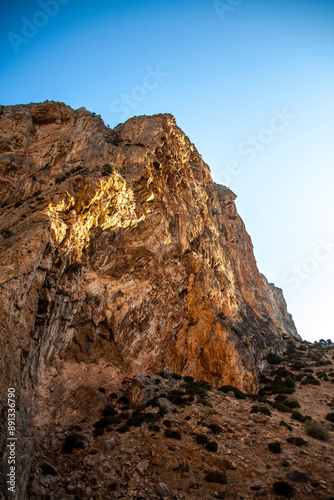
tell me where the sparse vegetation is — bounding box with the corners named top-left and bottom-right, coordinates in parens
top-left (251, 405), bottom-right (272, 416)
top-left (290, 411), bottom-right (305, 421)
top-left (181, 379), bottom-right (210, 398)
top-left (55, 175), bottom-right (65, 184)
top-left (207, 423), bottom-right (223, 434)
top-left (62, 433), bottom-right (84, 452)
top-left (102, 405), bottom-right (118, 416)
top-left (219, 385), bottom-right (246, 399)
top-left (55, 166), bottom-right (84, 184)
top-left (292, 360), bottom-right (307, 369)
top-left (101, 163), bottom-right (118, 176)
top-left (286, 436), bottom-right (308, 447)
top-left (93, 416), bottom-right (122, 429)
top-left (196, 433), bottom-right (209, 445)
top-left (246, 393), bottom-right (269, 403)
top-left (92, 428), bottom-right (104, 438)
top-left (40, 464), bottom-right (57, 476)
top-left (284, 376), bottom-right (295, 388)
top-left (118, 396), bottom-right (130, 405)
top-left (301, 374), bottom-right (320, 386)
top-left (115, 425), bottom-right (130, 433)
top-left (126, 410), bottom-right (149, 427)
top-left (280, 420), bottom-right (292, 431)
top-left (270, 402), bottom-right (290, 413)
top-left (168, 389), bottom-right (187, 406)
top-left (283, 400), bottom-right (300, 409)
top-left (268, 441), bottom-right (282, 454)
top-left (267, 352), bottom-right (282, 365)
top-left (305, 420), bottom-right (330, 441)
top-left (205, 440), bottom-right (218, 452)
top-left (1, 228), bottom-right (12, 238)
top-left (260, 374), bottom-right (296, 396)
top-left (273, 481), bottom-right (293, 497)
top-left (273, 367), bottom-right (291, 378)
top-left (275, 394), bottom-right (287, 402)
top-left (164, 429), bottom-right (181, 440)
top-left (196, 397), bottom-right (212, 407)
top-left (325, 412), bottom-right (334, 423)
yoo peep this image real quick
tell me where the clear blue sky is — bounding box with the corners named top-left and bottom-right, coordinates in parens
top-left (1, 0), bottom-right (333, 342)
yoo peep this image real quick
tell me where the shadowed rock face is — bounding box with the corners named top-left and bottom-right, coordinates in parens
top-left (0, 101), bottom-right (298, 498)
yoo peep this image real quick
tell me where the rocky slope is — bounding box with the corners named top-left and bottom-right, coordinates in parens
top-left (27, 338), bottom-right (334, 499)
top-left (0, 101), bottom-right (299, 498)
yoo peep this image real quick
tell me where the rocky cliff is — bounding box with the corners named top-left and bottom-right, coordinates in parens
top-left (0, 101), bottom-right (298, 498)
top-left (261, 274), bottom-right (300, 340)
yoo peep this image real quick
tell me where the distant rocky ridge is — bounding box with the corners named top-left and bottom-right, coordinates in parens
top-left (0, 101), bottom-right (299, 498)
top-left (261, 274), bottom-right (299, 340)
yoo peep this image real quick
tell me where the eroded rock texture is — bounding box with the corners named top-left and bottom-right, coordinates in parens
top-left (261, 274), bottom-right (299, 340)
top-left (0, 101), bottom-right (298, 498)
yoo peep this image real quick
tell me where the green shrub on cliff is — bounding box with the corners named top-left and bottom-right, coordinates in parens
top-left (326, 412), bottom-right (334, 423)
top-left (305, 420), bottom-right (329, 440)
top-left (196, 433), bottom-right (209, 445)
top-left (219, 385), bottom-right (246, 399)
top-left (164, 429), bottom-right (181, 440)
top-left (205, 440), bottom-right (218, 452)
top-left (268, 441), bottom-right (282, 454)
top-left (62, 433), bottom-right (84, 452)
top-left (94, 416), bottom-right (121, 429)
top-left (101, 163), bottom-right (118, 176)
top-left (268, 352), bottom-right (282, 365)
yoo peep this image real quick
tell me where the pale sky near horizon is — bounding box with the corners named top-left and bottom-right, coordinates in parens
top-left (1, 0), bottom-right (333, 342)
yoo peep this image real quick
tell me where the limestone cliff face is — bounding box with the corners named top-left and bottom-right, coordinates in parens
top-left (0, 101), bottom-right (297, 498)
top-left (260, 274), bottom-right (300, 340)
